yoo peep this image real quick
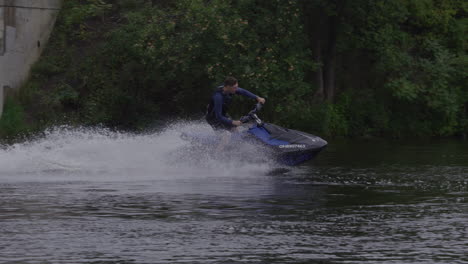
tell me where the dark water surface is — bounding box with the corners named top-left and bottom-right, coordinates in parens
top-left (1, 135), bottom-right (467, 263)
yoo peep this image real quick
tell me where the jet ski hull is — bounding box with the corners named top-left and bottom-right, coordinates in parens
top-left (247, 123), bottom-right (327, 166)
top-left (181, 123), bottom-right (327, 166)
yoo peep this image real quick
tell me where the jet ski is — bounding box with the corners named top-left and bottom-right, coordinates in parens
top-left (181, 103), bottom-right (327, 166)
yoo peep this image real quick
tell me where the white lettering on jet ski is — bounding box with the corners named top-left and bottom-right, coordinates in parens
top-left (278, 144), bottom-right (306, 149)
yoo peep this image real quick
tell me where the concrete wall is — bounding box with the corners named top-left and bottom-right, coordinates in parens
top-left (0, 0), bottom-right (62, 116)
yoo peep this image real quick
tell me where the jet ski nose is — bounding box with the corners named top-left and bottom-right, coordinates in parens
top-left (312, 137), bottom-right (328, 148)
top-left (320, 137), bottom-right (328, 146)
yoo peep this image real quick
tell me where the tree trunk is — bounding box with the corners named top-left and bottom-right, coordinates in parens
top-left (303, 2), bottom-right (325, 101)
top-left (324, 21), bottom-right (337, 102)
top-left (313, 37), bottom-right (325, 100)
top-left (464, 103), bottom-right (468, 140)
top-left (303, 0), bottom-right (345, 103)
top-left (323, 1), bottom-right (344, 102)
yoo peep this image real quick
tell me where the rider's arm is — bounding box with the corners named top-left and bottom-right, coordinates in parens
top-left (213, 93), bottom-right (234, 126)
top-left (236, 88), bottom-right (266, 104)
top-left (235, 88), bottom-right (258, 99)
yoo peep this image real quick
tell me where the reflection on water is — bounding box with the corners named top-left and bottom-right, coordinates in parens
top-left (0, 128), bottom-right (467, 263)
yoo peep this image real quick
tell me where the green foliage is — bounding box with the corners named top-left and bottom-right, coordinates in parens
top-left (0, 97), bottom-right (29, 138)
top-left (4, 0), bottom-right (466, 139)
top-left (322, 103), bottom-right (349, 137)
top-left (116, 0), bottom-right (148, 10)
top-left (63, 0), bottom-right (112, 27)
top-left (103, 0), bottom-right (313, 116)
top-left (332, 0), bottom-right (467, 137)
top-left (30, 60), bottom-right (64, 78)
top-left (59, 0), bottom-right (112, 41)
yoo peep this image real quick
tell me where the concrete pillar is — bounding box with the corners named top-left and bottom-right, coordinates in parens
top-left (1, 6), bottom-right (5, 117)
top-left (0, 3), bottom-right (5, 117)
top-left (0, 0), bottom-right (62, 117)
top-left (0, 6), bottom-right (4, 55)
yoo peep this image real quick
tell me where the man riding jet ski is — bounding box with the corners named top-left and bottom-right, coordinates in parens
top-left (181, 77), bottom-right (327, 166)
top-left (205, 76), bottom-right (266, 131)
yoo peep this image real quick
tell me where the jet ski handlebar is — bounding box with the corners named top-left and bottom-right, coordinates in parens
top-left (254, 102), bottom-right (263, 112)
top-left (240, 103), bottom-right (264, 126)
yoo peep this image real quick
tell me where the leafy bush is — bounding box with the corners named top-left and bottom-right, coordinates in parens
top-left (0, 97), bottom-right (29, 138)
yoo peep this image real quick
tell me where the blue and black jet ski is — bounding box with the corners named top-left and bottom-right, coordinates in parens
top-left (181, 104), bottom-right (327, 166)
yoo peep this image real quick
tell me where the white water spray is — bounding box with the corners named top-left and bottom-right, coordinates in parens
top-left (0, 122), bottom-right (277, 181)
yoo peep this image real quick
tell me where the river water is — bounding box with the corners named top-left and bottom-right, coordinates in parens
top-left (0, 124), bottom-right (467, 263)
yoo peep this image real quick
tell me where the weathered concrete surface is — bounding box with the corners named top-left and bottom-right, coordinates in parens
top-left (0, 7), bottom-right (4, 55)
top-left (0, 0), bottom-right (62, 9)
top-left (0, 0), bottom-right (62, 116)
top-left (0, 6), bottom-right (4, 115)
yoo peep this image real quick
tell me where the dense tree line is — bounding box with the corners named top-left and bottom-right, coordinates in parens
top-left (0, 0), bottom-right (466, 139)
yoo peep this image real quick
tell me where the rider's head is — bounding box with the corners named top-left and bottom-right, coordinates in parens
top-left (223, 76), bottom-right (238, 94)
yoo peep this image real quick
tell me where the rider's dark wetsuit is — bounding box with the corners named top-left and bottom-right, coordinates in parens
top-left (205, 85), bottom-right (258, 131)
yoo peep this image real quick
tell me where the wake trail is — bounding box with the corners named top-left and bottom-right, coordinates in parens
top-left (0, 121), bottom-right (278, 181)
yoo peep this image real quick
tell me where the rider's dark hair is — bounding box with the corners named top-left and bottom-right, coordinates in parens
top-left (224, 76), bottom-right (238, 87)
